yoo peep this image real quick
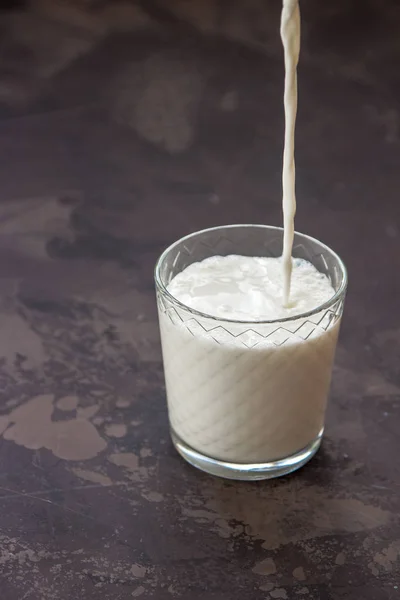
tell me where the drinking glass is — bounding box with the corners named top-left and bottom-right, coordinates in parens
top-left (155, 225), bottom-right (347, 480)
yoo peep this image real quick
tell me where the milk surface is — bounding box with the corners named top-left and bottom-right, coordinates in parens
top-left (159, 255), bottom-right (340, 463)
top-left (168, 255), bottom-right (334, 321)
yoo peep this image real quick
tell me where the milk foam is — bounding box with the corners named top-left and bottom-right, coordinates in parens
top-left (167, 255), bottom-right (334, 321)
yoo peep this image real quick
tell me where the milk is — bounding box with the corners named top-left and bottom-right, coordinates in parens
top-left (159, 255), bottom-right (340, 463)
top-left (281, 0), bottom-right (300, 305)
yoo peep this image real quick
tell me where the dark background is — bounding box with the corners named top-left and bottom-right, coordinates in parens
top-left (0, 1), bottom-right (399, 599)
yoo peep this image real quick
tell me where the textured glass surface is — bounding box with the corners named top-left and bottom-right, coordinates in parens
top-left (155, 225), bottom-right (347, 477)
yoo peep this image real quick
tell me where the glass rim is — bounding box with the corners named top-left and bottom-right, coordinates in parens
top-left (154, 224), bottom-right (348, 325)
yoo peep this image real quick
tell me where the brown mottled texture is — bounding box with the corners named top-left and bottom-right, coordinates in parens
top-left (0, 1), bottom-right (399, 599)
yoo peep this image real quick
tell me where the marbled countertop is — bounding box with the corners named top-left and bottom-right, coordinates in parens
top-left (0, 1), bottom-right (399, 598)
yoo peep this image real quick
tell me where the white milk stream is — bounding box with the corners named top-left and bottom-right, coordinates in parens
top-left (281, 0), bottom-right (301, 305)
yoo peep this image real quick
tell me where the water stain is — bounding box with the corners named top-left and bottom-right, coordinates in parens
top-left (293, 566), bottom-right (306, 580)
top-left (109, 452), bottom-right (139, 470)
top-left (130, 564), bottom-right (147, 578)
top-left (116, 398), bottom-right (131, 408)
top-left (105, 423), bottom-right (127, 438)
top-left (185, 483), bottom-right (391, 550)
top-left (77, 405), bottom-right (100, 420)
top-left (368, 561), bottom-right (379, 576)
top-left (143, 491), bottom-right (164, 503)
top-left (72, 468), bottom-right (113, 486)
top-left (1, 395), bottom-right (106, 460)
top-left (0, 313), bottom-right (44, 369)
top-left (335, 552), bottom-right (346, 565)
top-left (373, 541), bottom-right (400, 572)
top-left (260, 582), bottom-right (275, 592)
top-left (140, 447), bottom-right (153, 457)
top-left (270, 588), bottom-right (287, 599)
top-left (56, 396), bottom-right (79, 411)
top-left (252, 557), bottom-right (277, 575)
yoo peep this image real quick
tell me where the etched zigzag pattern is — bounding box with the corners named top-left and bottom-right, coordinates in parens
top-left (158, 294), bottom-right (343, 349)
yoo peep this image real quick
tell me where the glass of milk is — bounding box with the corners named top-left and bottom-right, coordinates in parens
top-left (155, 225), bottom-right (347, 480)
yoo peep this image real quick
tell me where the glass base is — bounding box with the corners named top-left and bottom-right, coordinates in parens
top-left (171, 428), bottom-right (323, 481)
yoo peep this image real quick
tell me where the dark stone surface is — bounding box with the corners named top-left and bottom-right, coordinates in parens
top-left (0, 1), bottom-right (399, 598)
